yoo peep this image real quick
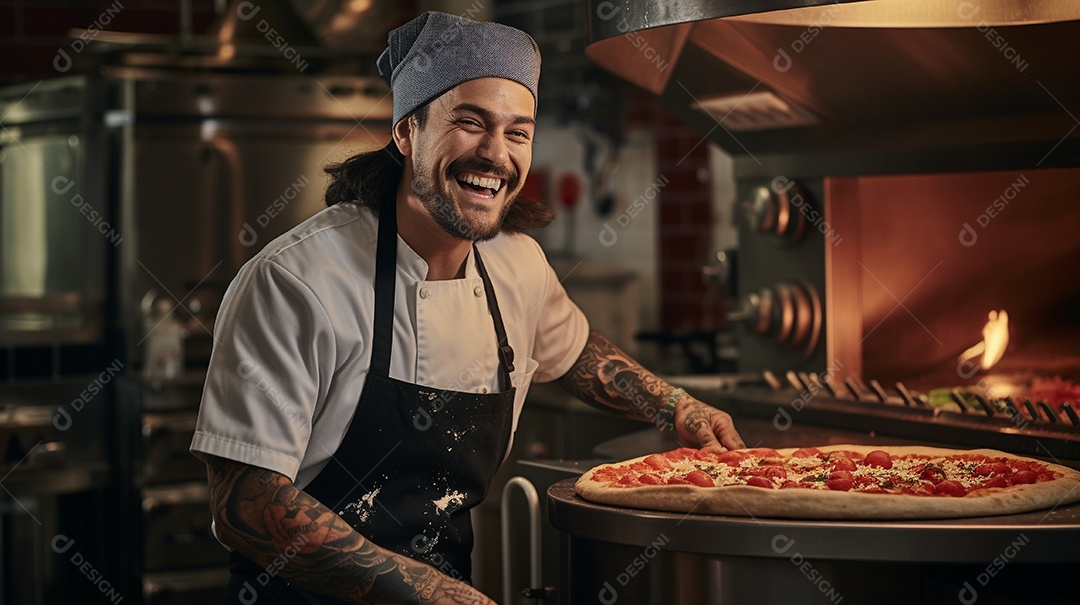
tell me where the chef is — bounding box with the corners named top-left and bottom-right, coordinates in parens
top-left (190, 11), bottom-right (744, 605)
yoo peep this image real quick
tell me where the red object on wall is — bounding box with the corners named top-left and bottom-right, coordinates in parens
top-left (556, 172), bottom-right (582, 209)
top-left (519, 167), bottom-right (550, 204)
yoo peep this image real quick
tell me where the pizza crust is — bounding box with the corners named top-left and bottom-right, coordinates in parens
top-left (574, 444), bottom-right (1080, 520)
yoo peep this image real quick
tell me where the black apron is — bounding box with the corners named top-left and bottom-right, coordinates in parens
top-left (225, 200), bottom-right (516, 603)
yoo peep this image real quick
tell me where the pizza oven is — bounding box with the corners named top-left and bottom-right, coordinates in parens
top-left (579, 0), bottom-right (1080, 461)
top-left (499, 3), bottom-right (1080, 604)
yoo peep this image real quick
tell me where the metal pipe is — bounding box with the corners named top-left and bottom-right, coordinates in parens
top-left (501, 476), bottom-right (542, 604)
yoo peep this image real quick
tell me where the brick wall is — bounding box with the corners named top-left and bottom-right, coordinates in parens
top-left (627, 95), bottom-right (726, 333)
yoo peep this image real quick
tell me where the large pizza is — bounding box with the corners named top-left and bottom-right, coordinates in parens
top-left (574, 445), bottom-right (1080, 519)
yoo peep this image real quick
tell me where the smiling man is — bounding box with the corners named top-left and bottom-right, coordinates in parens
top-left (192, 11), bottom-right (743, 605)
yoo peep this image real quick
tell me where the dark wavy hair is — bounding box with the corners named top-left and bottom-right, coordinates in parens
top-left (324, 106), bottom-right (555, 233)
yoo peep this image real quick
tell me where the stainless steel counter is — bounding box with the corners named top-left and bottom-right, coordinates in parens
top-left (544, 419), bottom-right (1080, 604)
top-left (547, 479), bottom-right (1080, 563)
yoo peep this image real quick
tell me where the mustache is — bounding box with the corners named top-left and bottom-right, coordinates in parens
top-left (448, 157), bottom-right (519, 190)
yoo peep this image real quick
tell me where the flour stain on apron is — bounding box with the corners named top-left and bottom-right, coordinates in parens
top-left (340, 485), bottom-right (382, 523)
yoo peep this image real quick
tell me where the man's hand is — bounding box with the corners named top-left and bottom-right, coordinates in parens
top-left (673, 395), bottom-right (745, 452)
top-left (557, 331), bottom-right (745, 451)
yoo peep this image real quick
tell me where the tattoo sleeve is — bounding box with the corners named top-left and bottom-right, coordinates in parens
top-left (205, 456), bottom-right (490, 605)
top-left (556, 330), bottom-right (679, 424)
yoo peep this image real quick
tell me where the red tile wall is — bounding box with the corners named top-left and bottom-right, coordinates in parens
top-left (628, 95), bottom-right (727, 332)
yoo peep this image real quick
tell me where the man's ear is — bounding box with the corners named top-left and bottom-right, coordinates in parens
top-left (392, 117), bottom-right (413, 157)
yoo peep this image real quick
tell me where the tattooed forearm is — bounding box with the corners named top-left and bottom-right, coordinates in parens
top-left (205, 456), bottom-right (493, 604)
top-left (556, 330), bottom-right (679, 423)
top-left (556, 331), bottom-right (747, 452)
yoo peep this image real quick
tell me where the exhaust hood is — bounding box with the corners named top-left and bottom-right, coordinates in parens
top-left (585, 0), bottom-right (1080, 165)
top-left (62, 0), bottom-right (407, 74)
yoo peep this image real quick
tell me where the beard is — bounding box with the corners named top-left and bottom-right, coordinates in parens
top-left (410, 154), bottom-right (520, 241)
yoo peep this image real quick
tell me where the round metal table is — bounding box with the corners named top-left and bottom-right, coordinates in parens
top-left (547, 479), bottom-right (1080, 604)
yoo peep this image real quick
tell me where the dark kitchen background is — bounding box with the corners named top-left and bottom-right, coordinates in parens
top-left (0, 0), bottom-right (730, 602)
top-left (1, 0), bottom-right (1079, 603)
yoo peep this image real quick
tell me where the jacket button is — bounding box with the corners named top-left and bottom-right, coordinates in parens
top-left (474, 285), bottom-right (483, 298)
top-left (419, 287), bottom-right (429, 299)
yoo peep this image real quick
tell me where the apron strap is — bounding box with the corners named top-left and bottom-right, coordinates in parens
top-left (473, 246), bottom-right (516, 386)
top-left (370, 198), bottom-right (398, 377)
top-left (371, 199), bottom-right (516, 386)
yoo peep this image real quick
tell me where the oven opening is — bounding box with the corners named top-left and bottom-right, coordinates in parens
top-left (825, 168), bottom-right (1080, 402)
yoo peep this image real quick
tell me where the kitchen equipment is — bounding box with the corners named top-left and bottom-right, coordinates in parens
top-left (501, 477), bottom-right (550, 604)
top-left (106, 68), bottom-right (393, 371)
top-left (547, 477), bottom-right (1080, 605)
top-left (583, 0), bottom-right (1080, 385)
top-left (0, 379), bottom-right (112, 603)
top-left (555, 4), bottom-right (1080, 602)
top-left (94, 67), bottom-right (392, 601)
top-left (546, 416), bottom-right (1080, 604)
top-left (0, 77), bottom-right (107, 349)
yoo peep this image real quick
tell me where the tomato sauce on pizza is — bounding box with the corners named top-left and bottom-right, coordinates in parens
top-left (576, 444), bottom-right (1080, 519)
top-left (591, 447), bottom-right (1058, 496)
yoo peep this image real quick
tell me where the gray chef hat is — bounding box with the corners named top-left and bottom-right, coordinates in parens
top-left (377, 11), bottom-right (541, 125)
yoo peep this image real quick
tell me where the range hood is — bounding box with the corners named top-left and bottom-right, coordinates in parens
top-left (62, 0), bottom-right (408, 74)
top-left (585, 0), bottom-right (1080, 167)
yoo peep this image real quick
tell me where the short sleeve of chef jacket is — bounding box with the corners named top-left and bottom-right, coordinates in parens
top-left (190, 204), bottom-right (589, 482)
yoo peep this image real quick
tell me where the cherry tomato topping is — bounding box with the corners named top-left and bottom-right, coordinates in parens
top-left (664, 448), bottom-right (698, 461)
top-left (921, 467), bottom-right (945, 483)
top-left (826, 470), bottom-right (854, 491)
top-left (830, 457), bottom-right (857, 472)
top-left (973, 464), bottom-right (994, 476)
top-left (694, 449), bottom-right (721, 463)
top-left (904, 483), bottom-right (935, 496)
top-left (934, 480), bottom-right (968, 497)
top-left (982, 476), bottom-right (1008, 489)
top-left (855, 475), bottom-right (878, 488)
top-left (992, 462), bottom-right (1012, 475)
top-left (864, 450), bottom-right (893, 469)
top-left (745, 476), bottom-right (775, 489)
top-left (746, 465), bottom-right (788, 480)
top-left (644, 454), bottom-right (674, 471)
top-left (717, 451), bottom-right (749, 466)
top-left (685, 470), bottom-right (716, 488)
top-left (638, 473), bottom-right (662, 485)
top-left (666, 477), bottom-right (691, 485)
top-left (1011, 470), bottom-right (1038, 485)
top-left (764, 465), bottom-right (789, 480)
top-left (792, 447), bottom-right (824, 458)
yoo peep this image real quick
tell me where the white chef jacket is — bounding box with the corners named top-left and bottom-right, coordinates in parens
top-left (190, 203), bottom-right (589, 488)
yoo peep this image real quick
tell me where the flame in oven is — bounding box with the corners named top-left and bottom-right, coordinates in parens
top-left (958, 310), bottom-right (1009, 371)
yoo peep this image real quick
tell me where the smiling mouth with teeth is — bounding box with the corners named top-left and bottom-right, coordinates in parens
top-left (458, 173), bottom-right (504, 197)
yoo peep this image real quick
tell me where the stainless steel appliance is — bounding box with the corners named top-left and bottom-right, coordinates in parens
top-left (1, 59), bottom-right (392, 602)
top-left (0, 77), bottom-right (107, 349)
top-left (105, 67), bottom-right (392, 369)
top-left (0, 379), bottom-right (112, 604)
top-left (537, 2), bottom-right (1080, 603)
top-left (101, 68), bottom-right (392, 601)
top-left (0, 2), bottom-right (423, 603)
top-left (0, 76), bottom-right (117, 604)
